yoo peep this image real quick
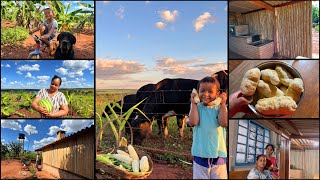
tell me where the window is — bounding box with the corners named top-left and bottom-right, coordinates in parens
top-left (236, 120), bottom-right (271, 166)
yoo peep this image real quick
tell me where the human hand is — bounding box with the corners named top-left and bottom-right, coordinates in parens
top-left (229, 90), bottom-right (254, 117)
top-left (44, 112), bottom-right (53, 117)
top-left (190, 92), bottom-right (197, 104)
top-left (219, 92), bottom-right (227, 105)
top-left (38, 106), bottom-right (48, 114)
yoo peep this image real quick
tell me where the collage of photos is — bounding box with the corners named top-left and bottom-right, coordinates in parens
top-left (1, 0), bottom-right (319, 180)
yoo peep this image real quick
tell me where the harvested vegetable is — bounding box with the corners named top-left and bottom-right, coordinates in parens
top-left (140, 156), bottom-right (149, 172)
top-left (117, 150), bottom-right (130, 157)
top-left (132, 160), bottom-right (139, 173)
top-left (128, 144), bottom-right (139, 160)
top-left (113, 154), bottom-right (133, 165)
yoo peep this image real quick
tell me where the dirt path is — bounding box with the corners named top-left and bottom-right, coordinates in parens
top-left (1, 22), bottom-right (94, 59)
top-left (1, 159), bottom-right (56, 179)
top-left (312, 28), bottom-right (319, 58)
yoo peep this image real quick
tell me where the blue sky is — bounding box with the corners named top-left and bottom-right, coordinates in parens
top-left (1, 119), bottom-right (94, 151)
top-left (96, 1), bottom-right (228, 89)
top-left (1, 60), bottom-right (94, 89)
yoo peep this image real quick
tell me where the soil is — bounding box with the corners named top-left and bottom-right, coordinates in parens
top-left (147, 162), bottom-right (193, 179)
top-left (312, 28), bottom-right (319, 58)
top-left (1, 159), bottom-right (56, 179)
top-left (1, 22), bottom-right (94, 59)
top-left (7, 106), bottom-right (80, 118)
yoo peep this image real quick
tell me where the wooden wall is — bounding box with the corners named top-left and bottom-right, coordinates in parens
top-left (243, 10), bottom-right (274, 40)
top-left (42, 130), bottom-right (94, 179)
top-left (291, 150), bottom-right (319, 179)
top-left (275, 1), bottom-right (312, 58)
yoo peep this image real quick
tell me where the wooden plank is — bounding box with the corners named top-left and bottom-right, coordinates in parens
top-left (256, 120), bottom-right (290, 139)
top-left (248, 1), bottom-right (274, 11)
top-left (291, 135), bottom-right (320, 139)
top-left (291, 139), bottom-right (304, 150)
top-left (285, 120), bottom-right (303, 136)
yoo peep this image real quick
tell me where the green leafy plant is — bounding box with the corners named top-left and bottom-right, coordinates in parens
top-left (1, 26), bottom-right (29, 45)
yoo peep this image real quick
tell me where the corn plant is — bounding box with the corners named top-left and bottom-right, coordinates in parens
top-left (96, 98), bottom-right (150, 153)
top-left (65, 90), bottom-right (74, 116)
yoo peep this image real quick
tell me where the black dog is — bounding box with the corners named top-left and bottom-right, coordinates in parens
top-left (54, 32), bottom-right (76, 59)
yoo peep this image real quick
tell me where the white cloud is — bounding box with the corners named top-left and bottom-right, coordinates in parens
top-left (37, 76), bottom-right (50, 80)
top-left (90, 71), bottom-right (94, 74)
top-left (24, 124), bottom-right (38, 135)
top-left (75, 77), bottom-right (86, 81)
top-left (26, 82), bottom-right (35, 86)
top-left (33, 137), bottom-right (56, 150)
top-left (1, 77), bottom-right (6, 83)
top-left (96, 58), bottom-right (145, 80)
top-left (17, 64), bottom-right (40, 71)
top-left (61, 77), bottom-right (67, 81)
top-left (155, 57), bottom-right (205, 75)
top-left (55, 67), bottom-right (68, 75)
top-left (16, 71), bottom-right (23, 75)
top-left (5, 64), bottom-right (10, 68)
top-left (1, 120), bottom-right (22, 131)
top-left (61, 120), bottom-right (94, 133)
top-left (115, 6), bottom-right (125, 20)
top-left (25, 72), bottom-right (35, 79)
top-left (1, 139), bottom-right (5, 143)
top-left (61, 60), bottom-right (93, 78)
top-left (193, 12), bottom-right (215, 32)
top-left (1, 64), bottom-right (3, 67)
top-left (155, 22), bottom-right (166, 29)
top-left (47, 126), bottom-right (61, 136)
top-left (159, 10), bottom-right (178, 22)
top-left (9, 81), bottom-right (21, 85)
top-left (17, 120), bottom-right (26, 123)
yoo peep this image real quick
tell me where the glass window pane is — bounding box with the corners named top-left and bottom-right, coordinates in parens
top-left (257, 148), bottom-right (263, 155)
top-left (257, 135), bottom-right (263, 142)
top-left (239, 120), bottom-right (248, 128)
top-left (250, 123), bottom-right (256, 132)
top-left (265, 130), bottom-right (270, 137)
top-left (238, 135), bottom-right (247, 144)
top-left (248, 139), bottom-right (256, 147)
top-left (248, 146), bottom-right (255, 154)
top-left (249, 131), bottom-right (256, 140)
top-left (257, 141), bottom-right (263, 148)
top-left (247, 154), bottom-right (254, 162)
top-left (258, 127), bottom-right (264, 135)
top-left (236, 153), bottom-right (246, 163)
top-left (237, 144), bottom-right (246, 153)
top-left (238, 126), bottom-right (248, 136)
top-left (264, 137), bottom-right (269, 143)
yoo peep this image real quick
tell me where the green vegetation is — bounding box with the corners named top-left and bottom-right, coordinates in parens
top-left (1, 26), bottom-right (29, 45)
top-left (313, 5), bottom-right (319, 24)
top-left (315, 25), bottom-right (319, 32)
top-left (1, 1), bottom-right (94, 33)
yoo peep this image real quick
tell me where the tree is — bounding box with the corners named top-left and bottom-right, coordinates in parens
top-left (313, 5), bottom-right (319, 24)
top-left (1, 143), bottom-right (9, 158)
top-left (8, 141), bottom-right (23, 158)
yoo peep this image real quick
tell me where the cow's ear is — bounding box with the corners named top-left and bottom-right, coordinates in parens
top-left (57, 34), bottom-right (61, 41)
top-left (71, 34), bottom-right (76, 44)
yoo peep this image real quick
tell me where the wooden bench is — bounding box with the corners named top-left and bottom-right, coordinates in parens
top-left (229, 170), bottom-right (250, 179)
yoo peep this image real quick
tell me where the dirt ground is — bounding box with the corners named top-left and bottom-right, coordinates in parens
top-left (1, 22), bottom-right (94, 59)
top-left (312, 28), bottom-right (319, 58)
top-left (147, 162), bottom-right (193, 179)
top-left (1, 159), bottom-right (56, 179)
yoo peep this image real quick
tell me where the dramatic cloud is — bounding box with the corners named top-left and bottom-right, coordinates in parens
top-left (154, 22), bottom-right (166, 29)
top-left (17, 64), bottom-right (40, 71)
top-left (159, 10), bottom-right (178, 22)
top-left (115, 6), bottom-right (125, 20)
top-left (33, 137), bottom-right (56, 150)
top-left (47, 126), bottom-right (61, 136)
top-left (155, 57), bottom-right (205, 74)
top-left (25, 72), bottom-right (35, 79)
top-left (60, 120), bottom-right (94, 133)
top-left (1, 120), bottom-right (22, 131)
top-left (96, 58), bottom-right (145, 80)
top-left (24, 124), bottom-right (38, 135)
top-left (193, 12), bottom-right (215, 32)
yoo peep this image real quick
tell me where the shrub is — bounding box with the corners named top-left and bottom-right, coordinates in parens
top-left (315, 25), bottom-right (319, 32)
top-left (1, 26), bottom-right (29, 45)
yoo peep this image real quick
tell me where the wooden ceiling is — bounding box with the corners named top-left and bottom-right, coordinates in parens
top-left (273, 120), bottom-right (319, 150)
top-left (229, 1), bottom-right (291, 13)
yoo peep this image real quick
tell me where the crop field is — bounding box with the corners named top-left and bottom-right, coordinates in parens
top-left (96, 89), bottom-right (193, 179)
top-left (1, 89), bottom-right (94, 118)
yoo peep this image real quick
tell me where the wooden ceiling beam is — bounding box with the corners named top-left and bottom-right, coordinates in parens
top-left (285, 120), bottom-right (303, 136)
top-left (256, 120), bottom-right (290, 139)
top-left (291, 135), bottom-right (320, 139)
top-left (291, 139), bottom-right (304, 150)
top-left (247, 1), bottom-right (274, 11)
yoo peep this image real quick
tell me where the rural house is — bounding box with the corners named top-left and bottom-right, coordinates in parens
top-left (35, 125), bottom-right (94, 179)
top-left (229, 120), bottom-right (319, 179)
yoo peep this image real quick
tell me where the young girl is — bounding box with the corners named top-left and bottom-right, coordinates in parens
top-left (187, 76), bottom-right (228, 179)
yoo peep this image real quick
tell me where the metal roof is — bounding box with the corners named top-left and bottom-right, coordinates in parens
top-left (229, 1), bottom-right (292, 14)
top-left (35, 125), bottom-right (94, 151)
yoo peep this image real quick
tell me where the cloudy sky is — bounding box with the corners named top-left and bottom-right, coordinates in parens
top-left (1, 119), bottom-right (94, 151)
top-left (1, 60), bottom-right (94, 89)
top-left (96, 1), bottom-right (228, 89)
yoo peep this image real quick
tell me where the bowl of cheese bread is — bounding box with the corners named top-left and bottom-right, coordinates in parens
top-left (240, 61), bottom-right (304, 118)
